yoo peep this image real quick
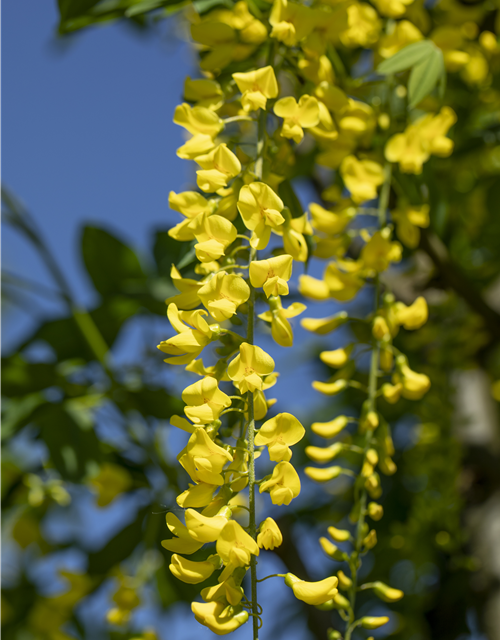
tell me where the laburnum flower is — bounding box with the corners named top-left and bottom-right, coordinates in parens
top-left (185, 507), bottom-right (230, 543)
top-left (372, 0), bottom-right (414, 18)
top-left (177, 133), bottom-right (216, 161)
top-left (195, 144), bottom-right (242, 193)
top-left (311, 415), bottom-right (349, 438)
top-left (192, 601), bottom-right (249, 635)
top-left (177, 482), bottom-right (218, 508)
top-left (237, 182), bottom-right (285, 250)
top-left (179, 427), bottom-right (233, 486)
top-left (182, 376), bottom-right (231, 424)
top-left (157, 304), bottom-right (218, 365)
top-left (198, 272), bottom-right (250, 321)
top-left (269, 0), bottom-right (315, 46)
top-left (385, 107), bottom-right (456, 174)
top-left (340, 156), bottom-right (384, 204)
top-left (255, 412), bottom-right (305, 461)
top-left (165, 266), bottom-right (203, 310)
top-left (191, 214), bottom-right (238, 262)
top-left (277, 213), bottom-right (312, 262)
top-left (393, 360), bottom-right (430, 400)
top-left (161, 513), bottom-right (204, 555)
top-left (259, 460), bottom-right (301, 505)
top-left (301, 311), bottom-right (349, 335)
top-left (285, 574), bottom-right (339, 605)
top-left (378, 20), bottom-right (423, 59)
top-left (299, 260), bottom-right (364, 301)
top-left (232, 66), bottom-right (278, 112)
top-left (274, 95), bottom-right (320, 143)
top-left (184, 77), bottom-right (224, 110)
top-left (257, 517), bottom-right (283, 550)
top-left (394, 296), bottom-right (428, 330)
top-left (228, 342), bottom-right (275, 393)
top-left (391, 203), bottom-right (429, 248)
top-left (312, 378), bottom-right (347, 396)
top-left (217, 520), bottom-right (260, 580)
top-left (258, 297), bottom-right (306, 347)
top-left (174, 103), bottom-right (224, 138)
top-left (304, 465), bottom-right (342, 482)
top-left (361, 229), bottom-right (402, 272)
top-left (340, 2), bottom-right (381, 49)
top-left (168, 191), bottom-right (212, 241)
top-left (201, 575), bottom-right (244, 606)
top-left (309, 201), bottom-right (356, 236)
top-left (305, 442), bottom-right (343, 463)
top-left (320, 346), bottom-right (353, 368)
top-left (169, 553), bottom-right (220, 584)
top-left (249, 254), bottom-right (293, 297)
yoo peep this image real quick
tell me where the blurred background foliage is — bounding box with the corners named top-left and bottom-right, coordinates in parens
top-left (2, 1), bottom-right (500, 639)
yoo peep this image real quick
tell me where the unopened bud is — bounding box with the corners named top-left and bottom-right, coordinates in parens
top-left (367, 502), bottom-right (383, 521)
top-left (379, 456), bottom-right (397, 475)
top-left (327, 630), bottom-right (342, 640)
top-left (366, 448), bottom-right (379, 466)
top-left (360, 616), bottom-right (390, 629)
top-left (337, 570), bottom-right (352, 590)
top-left (363, 529), bottom-right (377, 550)
top-left (319, 537), bottom-right (346, 561)
top-left (361, 460), bottom-right (374, 477)
top-left (311, 416), bottom-right (349, 438)
top-left (365, 473), bottom-right (382, 499)
top-left (332, 593), bottom-right (350, 610)
top-left (372, 581), bottom-right (404, 602)
top-left (305, 466), bottom-right (342, 483)
top-left (373, 316), bottom-right (390, 340)
top-left (380, 348), bottom-right (393, 372)
top-left (382, 382), bottom-right (401, 404)
top-left (327, 526), bottom-right (351, 542)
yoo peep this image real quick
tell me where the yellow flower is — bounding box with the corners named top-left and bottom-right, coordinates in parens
top-left (179, 427), bottom-right (233, 486)
top-left (165, 266), bottom-right (203, 310)
top-left (311, 416), bottom-right (349, 438)
top-left (274, 95), bottom-right (321, 143)
top-left (201, 576), bottom-right (244, 606)
top-left (309, 201), bottom-right (356, 236)
top-left (90, 463), bottom-right (132, 507)
top-left (168, 190), bottom-right (212, 241)
top-left (360, 616), bottom-right (390, 629)
top-left (157, 304), bottom-right (217, 365)
top-left (301, 311), bottom-right (348, 335)
top-left (169, 554), bottom-right (220, 584)
top-left (192, 601), bottom-right (249, 635)
top-left (394, 296), bottom-right (428, 330)
top-left (361, 230), bottom-right (402, 272)
top-left (233, 66), bottom-right (279, 112)
top-left (371, 581), bottom-right (404, 602)
top-left (249, 254), bottom-right (293, 297)
top-left (237, 182), bottom-right (285, 249)
top-left (269, 0), bottom-right (316, 46)
top-left (372, 0), bottom-right (414, 18)
top-left (257, 517), bottom-right (283, 550)
top-left (185, 508), bottom-right (230, 543)
top-left (182, 376), bottom-right (231, 424)
top-left (198, 272), bottom-right (250, 321)
top-left (259, 460), bottom-right (301, 505)
top-left (391, 203), bottom-right (429, 248)
top-left (174, 103), bottom-right (223, 138)
top-left (228, 342), bottom-right (275, 393)
top-left (305, 442), bottom-right (343, 463)
top-left (217, 520), bottom-right (260, 580)
top-left (255, 412), bottom-right (305, 461)
top-left (299, 261), bottom-right (364, 301)
top-left (258, 297), bottom-right (306, 347)
top-left (285, 574), bottom-right (338, 605)
top-left (304, 466), bottom-right (342, 482)
top-left (394, 362), bottom-right (430, 400)
top-left (340, 2), bottom-right (381, 48)
top-left (278, 213), bottom-right (312, 262)
top-left (340, 156), bottom-right (384, 204)
top-left (191, 214), bottom-right (238, 263)
top-left (177, 133), bottom-right (216, 161)
top-left (312, 379), bottom-right (347, 396)
top-left (161, 513), bottom-right (204, 555)
top-left (176, 482), bottom-right (218, 508)
top-left (195, 144), bottom-right (242, 193)
top-left (320, 346), bottom-right (353, 368)
top-left (184, 77), bottom-right (224, 110)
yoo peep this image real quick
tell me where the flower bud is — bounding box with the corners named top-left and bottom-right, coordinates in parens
top-left (380, 347), bottom-right (393, 372)
top-left (332, 592), bottom-right (350, 610)
top-left (360, 616), bottom-right (390, 629)
top-left (311, 416), bottom-right (349, 438)
top-left (312, 379), bottom-right (347, 396)
top-left (372, 581), bottom-right (404, 602)
top-left (381, 382), bottom-right (401, 404)
top-left (305, 466), bottom-right (342, 483)
top-left (367, 502), bottom-right (383, 520)
top-left (379, 456), bottom-right (397, 475)
top-left (361, 460), bottom-right (374, 477)
top-left (363, 529), bottom-right (377, 549)
top-left (337, 570), bottom-right (352, 590)
top-left (373, 316), bottom-right (390, 340)
top-left (257, 517), bottom-right (283, 550)
top-left (306, 442), bottom-right (343, 463)
top-left (366, 449), bottom-right (379, 466)
top-left (365, 473), bottom-right (382, 499)
top-left (327, 629), bottom-right (342, 639)
top-left (319, 537), bottom-right (346, 560)
top-left (327, 526), bottom-right (351, 542)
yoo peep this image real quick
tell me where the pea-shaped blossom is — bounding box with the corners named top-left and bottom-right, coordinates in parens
top-left (174, 103), bottom-right (224, 138)
top-left (391, 204), bottom-right (429, 249)
top-left (165, 266), bottom-right (203, 310)
top-left (201, 576), bottom-right (244, 607)
top-left (301, 311), bottom-right (349, 335)
top-left (299, 261), bottom-right (364, 302)
top-left (169, 554), bottom-right (220, 584)
top-left (157, 304), bottom-right (217, 365)
top-left (274, 95), bottom-right (320, 143)
top-left (361, 230), bottom-right (402, 272)
top-left (195, 144), bottom-right (242, 193)
top-left (255, 412), bottom-right (305, 462)
top-left (168, 191), bottom-right (212, 241)
top-left (176, 482), bottom-right (218, 509)
top-left (249, 254), bottom-right (293, 297)
top-left (257, 517), bottom-right (283, 550)
top-left (177, 133), bottom-right (216, 161)
top-left (340, 156), bottom-right (384, 203)
top-left (184, 77), bottom-right (224, 110)
top-left (182, 376), bottom-right (231, 424)
top-left (228, 342), bottom-right (275, 393)
top-left (259, 460), bottom-right (301, 505)
top-left (394, 296), bottom-right (428, 330)
top-left (178, 428), bottom-right (233, 486)
top-left (185, 508), bottom-right (230, 543)
top-left (233, 66), bottom-right (278, 112)
top-left (191, 214), bottom-right (237, 263)
top-left (217, 520), bottom-right (260, 581)
top-left (309, 202), bottom-right (356, 236)
top-left (258, 298), bottom-right (306, 347)
top-left (237, 182), bottom-right (285, 249)
top-left (198, 272), bottom-right (250, 321)
top-left (161, 513), bottom-right (204, 555)
top-left (192, 601), bottom-right (249, 635)
top-left (285, 574), bottom-right (339, 605)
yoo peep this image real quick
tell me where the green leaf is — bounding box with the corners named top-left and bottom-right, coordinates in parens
top-left (125, 0), bottom-right (164, 16)
top-left (153, 230), bottom-right (192, 278)
top-left (408, 47), bottom-right (444, 109)
top-left (82, 226), bottom-right (147, 297)
top-left (278, 180), bottom-right (304, 219)
top-left (377, 41), bottom-right (435, 75)
top-left (58, 0), bottom-right (102, 21)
